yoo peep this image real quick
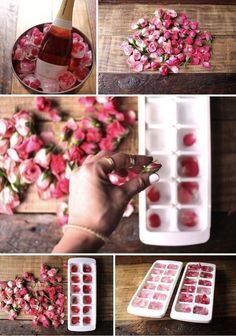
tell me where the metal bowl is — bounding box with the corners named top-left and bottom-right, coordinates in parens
top-left (11, 23), bottom-right (94, 94)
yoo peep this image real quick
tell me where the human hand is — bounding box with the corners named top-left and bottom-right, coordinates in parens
top-left (53, 151), bottom-right (161, 252)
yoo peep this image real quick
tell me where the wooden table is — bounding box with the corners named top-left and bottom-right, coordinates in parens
top-left (0, 0), bottom-right (96, 94)
top-left (98, 0), bottom-right (236, 94)
top-left (0, 255), bottom-right (113, 335)
top-left (116, 255), bottom-right (236, 335)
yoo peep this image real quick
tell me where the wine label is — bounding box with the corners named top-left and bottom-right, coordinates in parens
top-left (54, 0), bottom-right (75, 28)
top-left (35, 59), bottom-right (68, 81)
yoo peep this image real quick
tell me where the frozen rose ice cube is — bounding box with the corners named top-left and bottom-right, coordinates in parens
top-left (148, 301), bottom-right (163, 310)
top-left (83, 264), bottom-right (92, 273)
top-left (188, 263), bottom-right (201, 270)
top-left (152, 268), bottom-right (164, 275)
top-left (183, 133), bottom-right (197, 147)
top-left (149, 275), bottom-right (160, 282)
top-left (83, 275), bottom-right (93, 283)
top-left (155, 263), bottom-right (166, 269)
top-left (184, 278), bottom-right (197, 285)
top-left (83, 285), bottom-right (92, 293)
top-left (178, 182), bottom-right (199, 204)
top-left (161, 276), bottom-right (173, 283)
top-left (148, 213), bottom-right (161, 228)
top-left (72, 296), bottom-right (79, 305)
top-left (197, 287), bottom-right (211, 295)
top-left (200, 272), bottom-right (213, 279)
top-left (83, 295), bottom-right (92, 304)
top-left (71, 306), bottom-right (80, 314)
top-left (199, 280), bottom-right (212, 286)
top-left (72, 285), bottom-right (81, 293)
top-left (147, 185), bottom-right (161, 203)
top-left (153, 292), bottom-right (167, 301)
top-left (176, 303), bottom-right (191, 313)
top-left (71, 316), bottom-right (80, 325)
top-left (71, 264), bottom-right (78, 273)
top-left (83, 306), bottom-right (91, 314)
top-left (58, 71), bottom-right (77, 91)
top-left (157, 284), bottom-right (170, 291)
top-left (181, 285), bottom-right (196, 293)
top-left (143, 283), bottom-right (156, 290)
top-left (41, 79), bottom-right (59, 93)
top-left (193, 306), bottom-right (209, 315)
top-left (138, 289), bottom-right (153, 299)
top-left (201, 265), bottom-right (213, 272)
top-left (83, 316), bottom-right (91, 325)
top-left (195, 294), bottom-right (210, 305)
top-left (167, 264), bottom-right (179, 269)
top-left (178, 156), bottom-right (199, 177)
top-left (186, 271), bottom-right (199, 277)
top-left (71, 275), bottom-right (80, 283)
top-left (179, 294), bottom-right (193, 303)
top-left (180, 210), bottom-right (198, 227)
top-left (132, 297), bottom-right (149, 308)
top-left (164, 270), bottom-right (177, 276)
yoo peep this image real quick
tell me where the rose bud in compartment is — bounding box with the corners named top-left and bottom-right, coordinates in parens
top-left (71, 275), bottom-right (80, 283)
top-left (148, 301), bottom-right (163, 310)
top-left (195, 294), bottom-right (210, 305)
top-left (83, 274), bottom-right (93, 283)
top-left (148, 213), bottom-right (161, 229)
top-left (147, 185), bottom-right (160, 203)
top-left (83, 264), bottom-right (92, 273)
top-left (179, 293), bottom-right (193, 303)
top-left (178, 182), bottom-right (199, 204)
top-left (83, 317), bottom-right (91, 325)
top-left (180, 210), bottom-right (198, 227)
top-left (193, 306), bottom-right (209, 315)
top-left (72, 285), bottom-right (81, 293)
top-left (71, 316), bottom-right (80, 325)
top-left (71, 306), bottom-right (80, 314)
top-left (72, 296), bottom-right (79, 305)
top-left (83, 306), bottom-right (91, 314)
top-left (83, 285), bottom-right (92, 293)
top-left (71, 264), bottom-right (78, 273)
top-left (83, 295), bottom-right (92, 304)
top-left (178, 156), bottom-right (199, 177)
top-left (183, 133), bottom-right (197, 147)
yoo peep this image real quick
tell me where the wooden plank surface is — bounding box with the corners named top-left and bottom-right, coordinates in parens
top-left (116, 255), bottom-right (236, 335)
top-left (0, 0), bottom-right (96, 94)
top-left (98, 1), bottom-right (236, 93)
top-left (0, 96), bottom-right (138, 213)
top-left (0, 255), bottom-right (113, 335)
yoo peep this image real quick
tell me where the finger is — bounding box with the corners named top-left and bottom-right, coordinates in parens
top-left (121, 172), bottom-right (160, 200)
top-left (83, 154), bottom-right (95, 164)
top-left (93, 150), bottom-right (115, 161)
top-left (98, 153), bottom-right (153, 174)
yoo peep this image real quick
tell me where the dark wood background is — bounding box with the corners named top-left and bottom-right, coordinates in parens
top-left (0, 255), bottom-right (113, 335)
top-left (0, 0), bottom-right (96, 94)
top-left (116, 255), bottom-right (236, 335)
top-left (98, 0), bottom-right (236, 94)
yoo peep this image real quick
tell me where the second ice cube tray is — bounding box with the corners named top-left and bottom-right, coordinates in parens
top-left (68, 258), bottom-right (96, 332)
top-left (127, 260), bottom-right (183, 318)
top-left (139, 96), bottom-right (211, 246)
top-left (170, 262), bottom-right (216, 323)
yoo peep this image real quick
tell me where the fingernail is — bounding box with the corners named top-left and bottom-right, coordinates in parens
top-left (149, 173), bottom-right (160, 184)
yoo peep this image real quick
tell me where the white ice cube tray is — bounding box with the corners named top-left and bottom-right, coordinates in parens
top-left (68, 258), bottom-right (96, 332)
top-left (127, 260), bottom-right (183, 318)
top-left (171, 262), bottom-right (216, 323)
top-left (138, 95), bottom-right (211, 246)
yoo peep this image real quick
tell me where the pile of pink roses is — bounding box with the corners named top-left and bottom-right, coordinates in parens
top-left (0, 97), bottom-right (136, 225)
top-left (0, 264), bottom-right (65, 328)
top-left (121, 8), bottom-right (213, 75)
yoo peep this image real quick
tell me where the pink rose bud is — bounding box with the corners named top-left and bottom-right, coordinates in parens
top-left (0, 187), bottom-right (20, 215)
top-left (36, 172), bottom-right (51, 191)
top-left (13, 110), bottom-right (31, 137)
top-left (19, 159), bottom-right (41, 184)
top-left (143, 162), bottom-right (162, 173)
top-left (34, 148), bottom-right (51, 169)
top-left (23, 74), bottom-right (41, 90)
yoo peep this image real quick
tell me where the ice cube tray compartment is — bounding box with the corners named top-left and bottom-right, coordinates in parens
top-left (139, 96), bottom-right (211, 246)
top-left (170, 262), bottom-right (216, 323)
top-left (127, 260), bottom-right (183, 318)
top-left (68, 258), bottom-right (96, 332)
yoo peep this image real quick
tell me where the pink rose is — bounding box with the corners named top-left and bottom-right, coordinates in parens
top-left (107, 120), bottom-right (129, 139)
top-left (13, 110), bottom-right (31, 137)
top-left (10, 132), bottom-right (23, 149)
top-left (19, 159), bottom-right (41, 184)
top-left (159, 65), bottom-right (169, 76)
top-left (36, 172), bottom-right (51, 190)
top-left (86, 128), bottom-right (102, 143)
top-left (0, 187), bottom-right (20, 215)
top-left (0, 119), bottom-right (15, 138)
top-left (25, 135), bottom-right (43, 154)
top-left (0, 139), bottom-right (9, 155)
top-left (123, 110), bottom-right (136, 125)
top-left (34, 148), bottom-right (51, 168)
top-left (80, 142), bottom-right (98, 155)
top-left (79, 97), bottom-right (97, 107)
top-left (65, 145), bottom-right (83, 163)
top-left (57, 177), bottom-right (69, 195)
top-left (71, 127), bottom-right (85, 144)
top-left (99, 136), bottom-right (116, 151)
top-left (35, 97), bottom-right (52, 112)
top-left (50, 154), bottom-right (66, 177)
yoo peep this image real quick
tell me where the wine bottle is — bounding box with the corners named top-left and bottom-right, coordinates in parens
top-left (35, 0), bottom-right (75, 82)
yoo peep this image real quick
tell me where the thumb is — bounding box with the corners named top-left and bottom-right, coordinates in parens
top-left (121, 172), bottom-right (160, 200)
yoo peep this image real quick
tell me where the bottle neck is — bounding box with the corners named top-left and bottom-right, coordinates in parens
top-left (53, 0), bottom-right (75, 30)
